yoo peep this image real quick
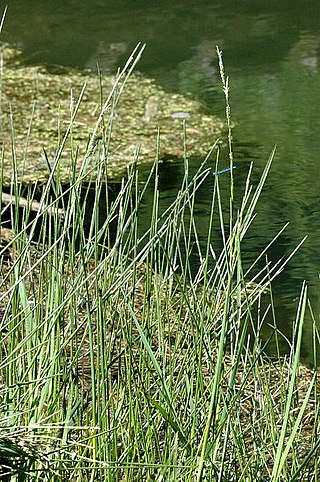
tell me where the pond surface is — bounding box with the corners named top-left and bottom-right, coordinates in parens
top-left (3, 0), bottom-right (320, 363)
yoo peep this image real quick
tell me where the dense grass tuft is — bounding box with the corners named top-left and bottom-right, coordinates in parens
top-left (0, 45), bottom-right (319, 481)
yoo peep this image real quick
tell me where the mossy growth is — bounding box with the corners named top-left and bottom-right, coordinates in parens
top-left (0, 43), bottom-right (225, 185)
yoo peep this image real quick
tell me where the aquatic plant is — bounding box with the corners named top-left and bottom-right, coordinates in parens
top-left (0, 42), bottom-right (225, 185)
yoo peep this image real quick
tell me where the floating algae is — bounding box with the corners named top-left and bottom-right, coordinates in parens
top-left (0, 43), bottom-right (225, 184)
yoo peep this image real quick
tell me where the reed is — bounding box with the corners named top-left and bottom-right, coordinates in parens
top-left (0, 45), bottom-right (318, 482)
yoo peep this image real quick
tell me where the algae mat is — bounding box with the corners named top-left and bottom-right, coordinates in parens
top-left (0, 44), bottom-right (224, 184)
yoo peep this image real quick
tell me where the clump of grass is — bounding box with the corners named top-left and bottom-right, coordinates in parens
top-left (0, 44), bottom-right (319, 482)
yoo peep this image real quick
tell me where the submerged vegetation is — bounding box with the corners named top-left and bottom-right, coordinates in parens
top-left (0, 42), bottom-right (224, 184)
top-left (0, 42), bottom-right (319, 481)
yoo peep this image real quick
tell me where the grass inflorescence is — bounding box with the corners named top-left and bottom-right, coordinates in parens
top-left (0, 44), bottom-right (319, 481)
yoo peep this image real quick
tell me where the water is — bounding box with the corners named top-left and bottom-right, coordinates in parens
top-left (3, 0), bottom-right (320, 362)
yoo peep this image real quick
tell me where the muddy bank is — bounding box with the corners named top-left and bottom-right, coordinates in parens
top-left (0, 44), bottom-right (225, 185)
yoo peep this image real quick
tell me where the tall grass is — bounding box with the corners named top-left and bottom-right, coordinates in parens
top-left (0, 45), bottom-right (319, 481)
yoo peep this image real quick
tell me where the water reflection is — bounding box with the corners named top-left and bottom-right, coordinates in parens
top-left (3, 0), bottom-right (319, 77)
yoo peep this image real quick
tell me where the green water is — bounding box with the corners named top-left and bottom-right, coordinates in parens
top-left (3, 0), bottom-right (320, 362)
